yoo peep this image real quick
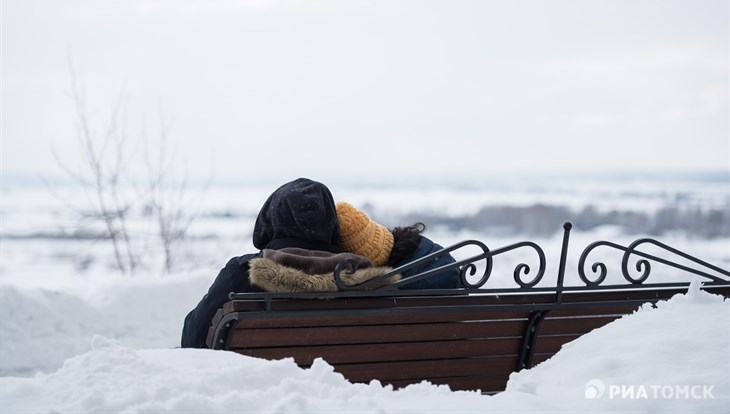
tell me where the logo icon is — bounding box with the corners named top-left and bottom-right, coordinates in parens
top-left (585, 379), bottom-right (605, 399)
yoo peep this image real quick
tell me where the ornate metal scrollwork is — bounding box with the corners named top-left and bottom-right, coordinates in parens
top-left (335, 239), bottom-right (494, 291)
top-left (333, 258), bottom-right (360, 291)
top-left (578, 240), bottom-right (619, 287)
top-left (335, 237), bottom-right (548, 291)
top-left (579, 237), bottom-right (730, 287)
top-left (232, 221), bottom-right (730, 301)
top-left (451, 240), bottom-right (493, 289)
top-left (621, 239), bottom-right (652, 284)
top-left (483, 241), bottom-right (547, 288)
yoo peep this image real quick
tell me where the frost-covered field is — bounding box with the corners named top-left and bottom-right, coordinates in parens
top-left (1, 174), bottom-right (729, 413)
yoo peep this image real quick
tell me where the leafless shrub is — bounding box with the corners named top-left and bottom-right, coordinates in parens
top-left (51, 63), bottom-right (209, 276)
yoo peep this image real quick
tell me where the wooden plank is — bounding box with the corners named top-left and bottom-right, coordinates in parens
top-left (559, 286), bottom-right (729, 304)
top-left (231, 320), bottom-right (528, 348)
top-left (539, 316), bottom-right (621, 336)
top-left (223, 286), bottom-right (730, 314)
top-left (531, 353), bottom-right (555, 366)
top-left (205, 326), bottom-right (215, 348)
top-left (547, 305), bottom-right (638, 318)
top-left (211, 308), bottom-right (225, 328)
top-left (333, 356), bottom-right (517, 383)
top-left (225, 313), bottom-right (622, 355)
top-left (533, 335), bottom-right (580, 354)
top-left (232, 310), bottom-right (531, 329)
top-left (232, 337), bottom-right (523, 365)
top-left (224, 293), bottom-right (559, 313)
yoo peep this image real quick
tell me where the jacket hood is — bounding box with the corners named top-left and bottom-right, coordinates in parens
top-left (262, 247), bottom-right (372, 275)
top-left (249, 258), bottom-right (400, 292)
top-left (252, 178), bottom-right (340, 250)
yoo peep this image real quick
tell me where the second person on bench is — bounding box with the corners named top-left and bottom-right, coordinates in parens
top-left (336, 202), bottom-right (463, 290)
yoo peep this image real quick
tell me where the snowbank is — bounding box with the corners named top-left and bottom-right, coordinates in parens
top-left (2, 281), bottom-right (728, 414)
top-left (0, 274), bottom-right (212, 376)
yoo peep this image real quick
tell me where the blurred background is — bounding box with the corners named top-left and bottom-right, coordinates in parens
top-left (2, 0), bottom-right (729, 271)
top-left (2, 0), bottom-right (728, 272)
top-left (3, 0), bottom-right (728, 181)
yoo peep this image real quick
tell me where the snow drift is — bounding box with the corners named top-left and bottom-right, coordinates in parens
top-left (2, 281), bottom-right (727, 414)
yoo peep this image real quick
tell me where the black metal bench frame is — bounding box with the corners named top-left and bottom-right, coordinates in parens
top-left (208, 222), bottom-right (730, 393)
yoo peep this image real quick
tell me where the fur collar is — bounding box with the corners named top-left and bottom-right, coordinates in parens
top-left (249, 258), bottom-right (400, 293)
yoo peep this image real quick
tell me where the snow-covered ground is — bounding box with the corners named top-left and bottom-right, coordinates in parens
top-left (1, 282), bottom-right (727, 413)
top-left (1, 176), bottom-right (729, 413)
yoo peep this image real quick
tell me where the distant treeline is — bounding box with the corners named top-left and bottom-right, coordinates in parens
top-left (6, 203), bottom-right (728, 240)
top-left (399, 204), bottom-right (730, 238)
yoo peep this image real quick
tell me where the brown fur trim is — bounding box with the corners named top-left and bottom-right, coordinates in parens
top-left (249, 258), bottom-right (400, 293)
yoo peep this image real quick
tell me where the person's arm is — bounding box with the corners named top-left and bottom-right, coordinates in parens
top-left (181, 254), bottom-right (261, 348)
top-left (400, 237), bottom-right (461, 290)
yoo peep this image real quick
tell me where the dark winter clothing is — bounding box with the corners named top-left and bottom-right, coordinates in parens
top-left (181, 178), bottom-right (343, 349)
top-left (249, 255), bottom-right (398, 293)
top-left (181, 237), bottom-right (361, 348)
top-left (395, 236), bottom-right (462, 290)
top-left (262, 248), bottom-right (372, 275)
top-left (181, 252), bottom-right (262, 348)
top-left (253, 178), bottom-right (340, 250)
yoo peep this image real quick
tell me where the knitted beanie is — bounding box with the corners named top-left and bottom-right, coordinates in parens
top-left (253, 178), bottom-right (340, 250)
top-left (335, 202), bottom-right (394, 266)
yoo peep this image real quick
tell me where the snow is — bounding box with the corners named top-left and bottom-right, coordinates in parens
top-left (1, 282), bottom-right (728, 413)
top-left (1, 178), bottom-right (729, 413)
top-left (0, 275), bottom-right (211, 377)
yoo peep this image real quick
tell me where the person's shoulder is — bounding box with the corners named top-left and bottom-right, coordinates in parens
top-left (418, 236), bottom-right (456, 262)
top-left (225, 252), bottom-right (261, 268)
top-left (418, 235), bottom-right (438, 252)
top-left (404, 235), bottom-right (441, 260)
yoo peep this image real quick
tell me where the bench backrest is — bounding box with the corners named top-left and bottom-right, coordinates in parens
top-left (206, 223), bottom-right (730, 393)
top-left (208, 286), bottom-right (730, 393)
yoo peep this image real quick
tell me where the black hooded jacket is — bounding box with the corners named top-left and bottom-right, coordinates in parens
top-left (181, 178), bottom-right (342, 348)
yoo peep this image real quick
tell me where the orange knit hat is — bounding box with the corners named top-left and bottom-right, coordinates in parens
top-left (336, 202), bottom-right (394, 266)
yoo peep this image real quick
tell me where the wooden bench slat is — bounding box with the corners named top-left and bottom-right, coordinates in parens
top-left (546, 305), bottom-right (639, 318)
top-left (539, 315), bottom-right (621, 336)
top-left (533, 334), bottom-right (580, 354)
top-left (232, 337), bottom-right (523, 365)
top-left (333, 356), bottom-right (517, 383)
top-left (211, 308), bottom-right (225, 328)
top-left (223, 294), bottom-right (555, 313)
top-left (233, 310), bottom-right (531, 329)
top-left (223, 286), bottom-right (713, 314)
top-left (227, 315), bottom-right (620, 354)
top-left (231, 320), bottom-right (529, 348)
top-left (205, 326), bottom-right (215, 348)
top-left (223, 293), bottom-right (559, 313)
top-left (531, 353), bottom-right (555, 366)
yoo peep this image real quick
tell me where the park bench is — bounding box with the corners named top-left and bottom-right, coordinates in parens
top-left (206, 223), bottom-right (730, 394)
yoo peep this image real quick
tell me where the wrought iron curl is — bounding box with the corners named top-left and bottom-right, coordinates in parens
top-left (402, 239), bottom-right (549, 290)
top-left (621, 238), bottom-right (652, 284)
top-left (579, 237), bottom-right (730, 287)
top-left (577, 241), bottom-right (620, 287)
top-left (622, 238), bottom-right (730, 284)
top-left (508, 242), bottom-right (547, 288)
top-left (513, 263), bottom-right (534, 287)
top-left (458, 240), bottom-right (546, 289)
top-left (334, 258), bottom-right (359, 291)
top-left (458, 240), bottom-right (493, 289)
top-left (459, 263), bottom-right (478, 287)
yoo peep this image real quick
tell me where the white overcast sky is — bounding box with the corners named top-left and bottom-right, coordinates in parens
top-left (1, 0), bottom-right (728, 184)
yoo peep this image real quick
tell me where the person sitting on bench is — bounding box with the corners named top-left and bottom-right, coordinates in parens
top-left (181, 178), bottom-right (395, 348)
top-left (336, 202), bottom-right (462, 289)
